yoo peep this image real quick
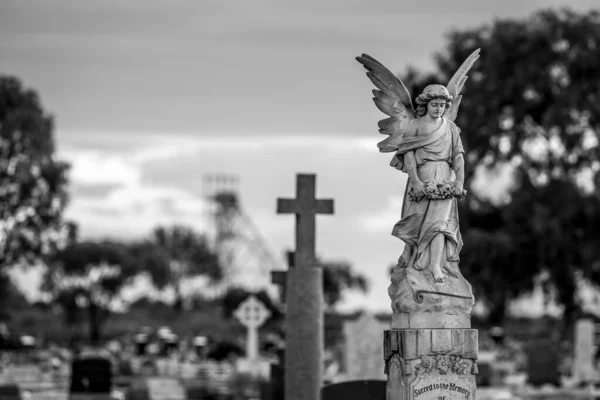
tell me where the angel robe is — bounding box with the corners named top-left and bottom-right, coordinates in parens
top-left (391, 117), bottom-right (464, 277)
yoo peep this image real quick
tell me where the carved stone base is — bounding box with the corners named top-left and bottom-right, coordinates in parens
top-left (384, 329), bottom-right (478, 400)
top-left (389, 267), bottom-right (475, 329)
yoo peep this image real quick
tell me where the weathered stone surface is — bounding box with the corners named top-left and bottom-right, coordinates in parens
top-left (389, 266), bottom-right (474, 329)
top-left (277, 174), bottom-right (334, 400)
top-left (384, 329), bottom-right (478, 400)
top-left (573, 319), bottom-right (597, 384)
top-left (343, 313), bottom-right (389, 380)
top-left (285, 266), bottom-right (324, 400)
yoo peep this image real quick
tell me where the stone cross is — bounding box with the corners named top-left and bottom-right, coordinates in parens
top-left (271, 250), bottom-right (295, 303)
top-left (234, 295), bottom-right (271, 360)
top-left (277, 174), bottom-right (334, 400)
top-left (278, 174), bottom-right (334, 268)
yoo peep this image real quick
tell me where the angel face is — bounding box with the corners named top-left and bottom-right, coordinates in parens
top-left (426, 99), bottom-right (447, 119)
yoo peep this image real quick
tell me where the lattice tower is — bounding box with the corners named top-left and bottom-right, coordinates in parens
top-left (203, 174), bottom-right (283, 294)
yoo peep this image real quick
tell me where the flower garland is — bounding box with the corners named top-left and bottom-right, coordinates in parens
top-left (415, 354), bottom-right (471, 376)
top-left (408, 179), bottom-right (467, 202)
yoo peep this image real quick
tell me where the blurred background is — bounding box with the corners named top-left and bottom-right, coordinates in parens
top-left (1, 1), bottom-right (600, 399)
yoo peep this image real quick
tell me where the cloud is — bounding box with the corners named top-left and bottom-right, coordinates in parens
top-left (59, 137), bottom-right (212, 239)
top-left (359, 194), bottom-right (406, 234)
top-left (64, 151), bottom-right (140, 187)
top-left (66, 184), bottom-right (209, 240)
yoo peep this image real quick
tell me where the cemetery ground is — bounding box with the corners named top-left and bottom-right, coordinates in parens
top-left (2, 298), bottom-right (600, 400)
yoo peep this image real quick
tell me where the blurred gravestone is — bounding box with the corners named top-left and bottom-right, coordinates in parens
top-left (126, 380), bottom-right (150, 400)
top-left (476, 363), bottom-right (493, 387)
top-left (69, 354), bottom-right (112, 399)
top-left (0, 384), bottom-right (22, 400)
top-left (573, 319), bottom-right (596, 385)
top-left (490, 326), bottom-right (505, 346)
top-left (321, 380), bottom-right (385, 400)
top-left (134, 333), bottom-right (149, 356)
top-left (192, 336), bottom-right (207, 359)
top-left (139, 359), bottom-right (158, 376)
top-left (117, 359), bottom-right (134, 376)
top-left (262, 348), bottom-right (284, 400)
top-left (146, 377), bottom-right (186, 400)
top-left (343, 313), bottom-right (387, 381)
top-left (526, 337), bottom-right (560, 387)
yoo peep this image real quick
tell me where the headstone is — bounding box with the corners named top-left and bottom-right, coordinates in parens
top-left (277, 173), bottom-right (334, 400)
top-left (69, 354), bottom-right (112, 400)
top-left (263, 348), bottom-right (285, 400)
top-left (321, 380), bottom-right (386, 400)
top-left (234, 295), bottom-right (271, 360)
top-left (146, 377), bottom-right (186, 400)
top-left (475, 351), bottom-right (496, 388)
top-left (134, 333), bottom-right (149, 356)
top-left (192, 336), bottom-right (207, 358)
top-left (573, 319), bottom-right (597, 384)
top-left (6, 365), bottom-right (41, 384)
top-left (0, 384), bottom-right (21, 400)
top-left (271, 250), bottom-right (295, 304)
top-left (126, 381), bottom-right (150, 400)
top-left (201, 361), bottom-right (235, 397)
top-left (343, 313), bottom-right (388, 381)
top-left (526, 337), bottom-right (560, 387)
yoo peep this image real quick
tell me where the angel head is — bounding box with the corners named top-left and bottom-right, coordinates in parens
top-left (415, 85), bottom-right (453, 118)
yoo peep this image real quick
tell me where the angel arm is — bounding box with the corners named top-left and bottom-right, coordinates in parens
top-left (453, 153), bottom-right (465, 187)
top-left (404, 151), bottom-right (421, 184)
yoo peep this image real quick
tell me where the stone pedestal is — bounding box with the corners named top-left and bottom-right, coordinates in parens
top-left (384, 329), bottom-right (478, 400)
top-left (385, 265), bottom-right (478, 400)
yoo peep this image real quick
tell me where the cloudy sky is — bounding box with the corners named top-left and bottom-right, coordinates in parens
top-left (2, 0), bottom-right (598, 312)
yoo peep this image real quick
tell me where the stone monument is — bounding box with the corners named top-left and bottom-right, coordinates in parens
top-left (234, 295), bottom-right (271, 360)
top-left (343, 313), bottom-right (389, 381)
top-left (234, 295), bottom-right (272, 378)
top-left (356, 49), bottom-right (481, 400)
top-left (573, 319), bottom-right (597, 385)
top-left (277, 174), bottom-right (334, 400)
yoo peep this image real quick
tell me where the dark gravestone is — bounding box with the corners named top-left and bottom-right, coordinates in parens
top-left (321, 380), bottom-right (386, 400)
top-left (0, 384), bottom-right (22, 400)
top-left (70, 356), bottom-right (113, 394)
top-left (526, 338), bottom-right (561, 387)
top-left (267, 361), bottom-right (284, 400)
top-left (134, 334), bottom-right (149, 356)
top-left (125, 381), bottom-right (150, 400)
top-left (475, 362), bottom-right (492, 387)
top-left (185, 383), bottom-right (210, 400)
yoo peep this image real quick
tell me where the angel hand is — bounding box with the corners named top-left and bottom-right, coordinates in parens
top-left (452, 180), bottom-right (464, 195)
top-left (412, 180), bottom-right (426, 196)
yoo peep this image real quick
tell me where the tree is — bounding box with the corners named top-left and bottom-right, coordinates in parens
top-left (0, 77), bottom-right (72, 267)
top-left (42, 241), bottom-right (138, 344)
top-left (404, 8), bottom-right (600, 326)
top-left (321, 260), bottom-right (369, 309)
top-left (133, 225), bottom-right (223, 311)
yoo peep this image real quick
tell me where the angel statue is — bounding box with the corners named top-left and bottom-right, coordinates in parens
top-left (356, 49), bottom-right (480, 284)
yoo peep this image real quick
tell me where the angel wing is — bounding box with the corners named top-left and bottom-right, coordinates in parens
top-left (446, 49), bottom-right (481, 122)
top-left (355, 54), bottom-right (416, 153)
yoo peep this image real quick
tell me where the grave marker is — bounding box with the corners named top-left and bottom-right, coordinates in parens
top-left (234, 295), bottom-right (271, 360)
top-left (146, 377), bottom-right (186, 400)
top-left (343, 313), bottom-right (388, 381)
top-left (277, 173), bottom-right (334, 400)
top-left (573, 319), bottom-right (597, 385)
